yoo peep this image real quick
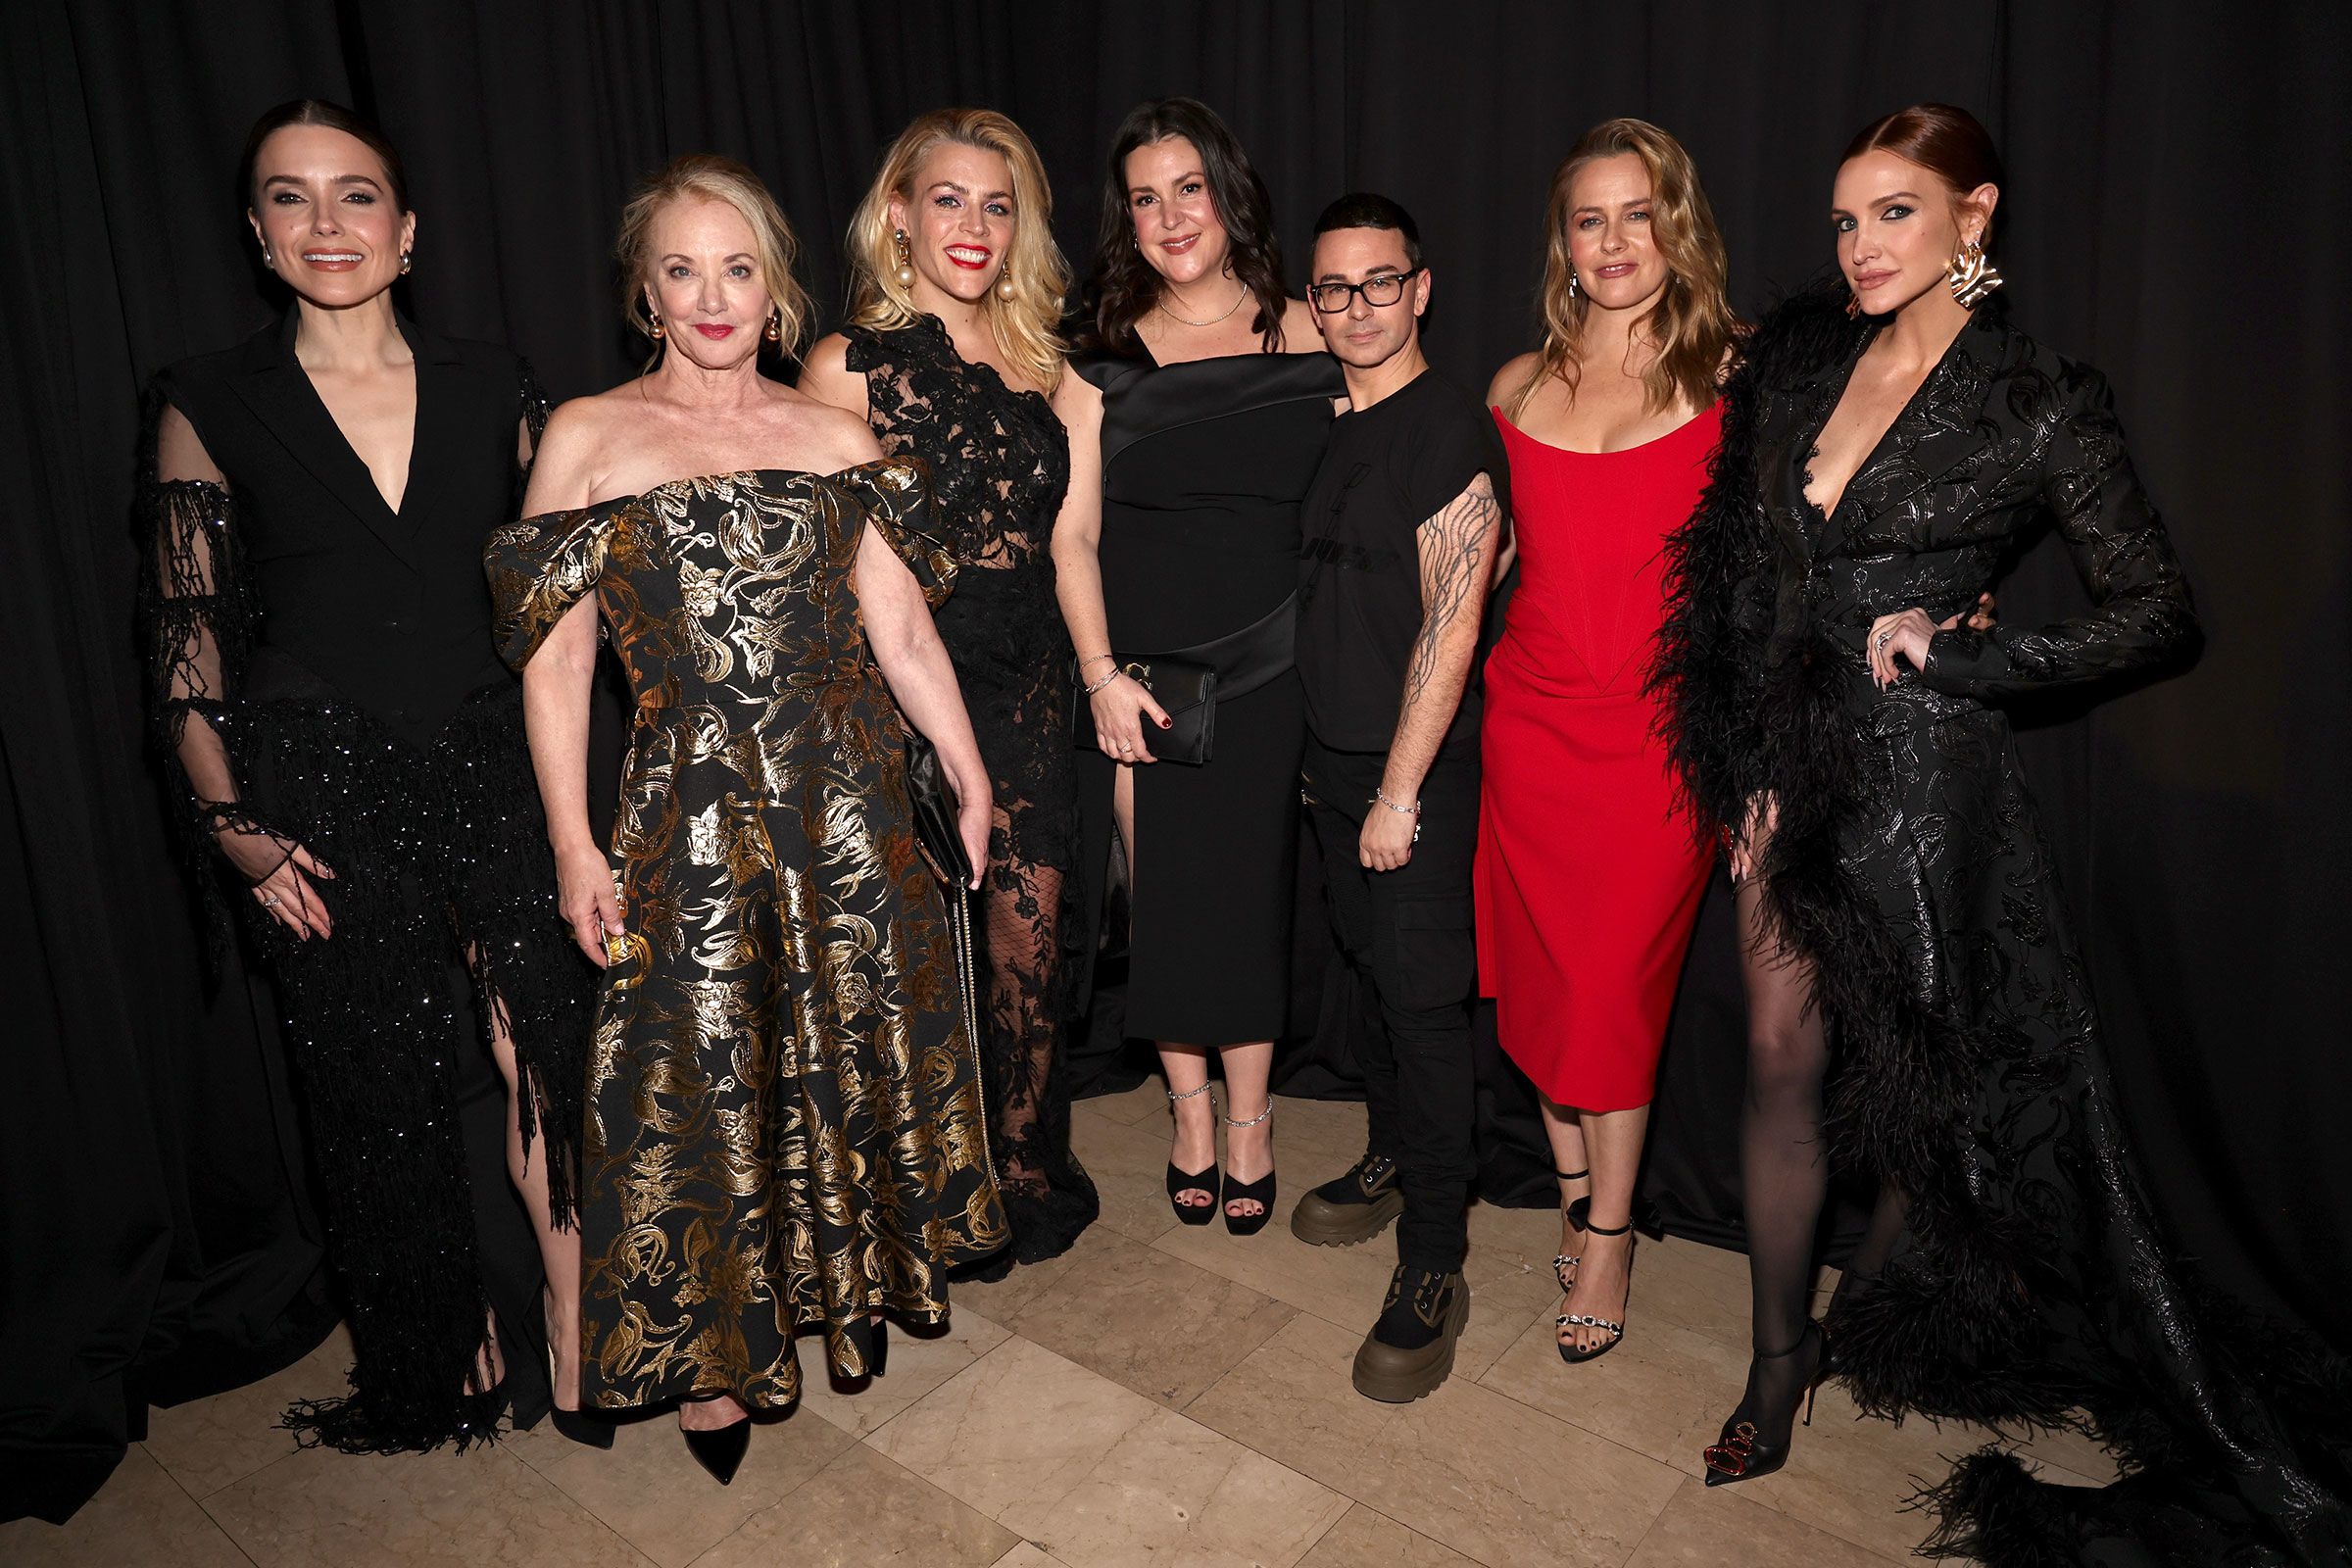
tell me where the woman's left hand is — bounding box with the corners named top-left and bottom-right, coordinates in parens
top-left (1867, 604), bottom-right (1972, 689)
top-left (955, 793), bottom-right (992, 892)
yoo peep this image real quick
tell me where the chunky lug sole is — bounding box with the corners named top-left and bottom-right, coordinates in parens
top-left (1289, 1184), bottom-right (1405, 1248)
top-left (1349, 1283), bottom-right (1471, 1404)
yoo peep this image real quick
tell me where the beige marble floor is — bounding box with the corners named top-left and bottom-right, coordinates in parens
top-left (7, 1092), bottom-right (2118, 1568)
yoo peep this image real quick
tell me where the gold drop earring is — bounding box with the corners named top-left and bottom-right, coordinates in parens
top-left (646, 302), bottom-right (665, 339)
top-left (995, 272), bottom-right (1015, 302)
top-left (763, 308), bottom-right (782, 341)
top-left (400, 249), bottom-right (413, 275)
top-left (893, 228), bottom-right (915, 287)
top-left (1946, 234), bottom-right (2003, 308)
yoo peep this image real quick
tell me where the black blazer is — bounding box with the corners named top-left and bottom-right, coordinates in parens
top-left (153, 312), bottom-right (540, 746)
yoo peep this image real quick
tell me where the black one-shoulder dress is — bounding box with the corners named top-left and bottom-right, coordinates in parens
top-left (1073, 349), bottom-right (1342, 1047)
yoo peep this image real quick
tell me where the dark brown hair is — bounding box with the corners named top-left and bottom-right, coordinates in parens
top-left (1089, 97), bottom-right (1288, 356)
top-left (240, 99), bottom-right (411, 212)
top-left (1841, 103), bottom-right (2004, 245)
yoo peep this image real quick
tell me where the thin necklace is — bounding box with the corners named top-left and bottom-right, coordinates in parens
top-left (1157, 279), bottom-right (1249, 328)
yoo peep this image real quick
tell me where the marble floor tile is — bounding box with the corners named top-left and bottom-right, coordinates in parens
top-left (0, 1446), bottom-right (250, 1568)
top-left (991, 1542), bottom-right (1077, 1566)
top-left (789, 1307), bottom-right (1011, 1440)
top-left (692, 1445), bottom-right (1017, 1568)
top-left (1623, 1475), bottom-right (1895, 1567)
top-left (865, 1337), bottom-right (1160, 1524)
top-left (1188, 1313), bottom-right (1685, 1568)
top-left (947, 1242), bottom-right (1086, 1323)
top-left (1479, 1304), bottom-right (1755, 1473)
top-left (1008, 1226), bottom-right (1296, 1408)
top-left (1074, 1080), bottom-right (1172, 1126)
top-left (203, 1441), bottom-right (652, 1568)
top-left (1011, 1405), bottom-right (1348, 1568)
top-left (141, 1327), bottom-right (359, 1499)
top-left (1294, 1503), bottom-right (1478, 1566)
top-left (1152, 1198), bottom-right (1559, 1385)
top-left (1067, 1104), bottom-right (1187, 1245)
top-left (504, 1395), bottom-right (854, 1567)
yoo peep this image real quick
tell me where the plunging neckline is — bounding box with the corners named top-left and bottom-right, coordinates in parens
top-left (1799, 318), bottom-right (1969, 522)
top-left (293, 348), bottom-right (421, 518)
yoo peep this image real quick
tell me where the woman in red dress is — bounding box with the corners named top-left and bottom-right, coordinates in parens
top-left (1475, 120), bottom-right (1735, 1362)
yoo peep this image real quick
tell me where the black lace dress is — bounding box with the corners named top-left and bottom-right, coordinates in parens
top-left (1655, 284), bottom-right (2348, 1564)
top-left (844, 316), bottom-right (1100, 1269)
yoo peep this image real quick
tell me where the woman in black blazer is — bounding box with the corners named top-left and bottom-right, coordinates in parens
top-left (140, 100), bottom-right (595, 1452)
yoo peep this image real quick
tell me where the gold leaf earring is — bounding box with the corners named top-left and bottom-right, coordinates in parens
top-left (893, 228), bottom-right (915, 287)
top-left (1947, 236), bottom-right (2003, 308)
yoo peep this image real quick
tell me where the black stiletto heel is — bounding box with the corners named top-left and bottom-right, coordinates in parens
top-left (1701, 1321), bottom-right (1835, 1487)
top-left (1165, 1083), bottom-right (1218, 1224)
top-left (544, 1332), bottom-right (613, 1448)
top-left (681, 1401), bottom-right (751, 1485)
top-left (1219, 1100), bottom-right (1276, 1237)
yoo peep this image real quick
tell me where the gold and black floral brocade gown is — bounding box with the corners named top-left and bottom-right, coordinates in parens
top-left (487, 460), bottom-right (1005, 1409)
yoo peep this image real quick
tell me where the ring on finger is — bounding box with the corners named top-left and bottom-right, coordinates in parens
top-left (1874, 628), bottom-right (1893, 649)
top-left (260, 891), bottom-right (280, 907)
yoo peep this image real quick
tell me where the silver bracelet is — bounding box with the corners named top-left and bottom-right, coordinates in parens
top-left (1370, 787), bottom-right (1421, 817)
top-left (1082, 665), bottom-right (1122, 697)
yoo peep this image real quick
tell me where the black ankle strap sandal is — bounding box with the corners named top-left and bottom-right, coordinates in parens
top-left (1555, 1214), bottom-right (1637, 1365)
top-left (1552, 1167), bottom-right (1591, 1291)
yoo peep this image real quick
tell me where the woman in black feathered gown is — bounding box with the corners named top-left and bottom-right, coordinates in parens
top-left (1653, 104), bottom-right (2348, 1564)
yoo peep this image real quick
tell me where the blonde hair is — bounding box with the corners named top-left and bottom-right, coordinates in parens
top-left (1506, 119), bottom-right (1739, 420)
top-left (846, 109), bottom-right (1068, 392)
top-left (616, 153), bottom-right (812, 361)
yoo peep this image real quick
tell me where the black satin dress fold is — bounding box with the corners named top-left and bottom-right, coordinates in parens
top-left (1655, 282), bottom-right (2349, 1565)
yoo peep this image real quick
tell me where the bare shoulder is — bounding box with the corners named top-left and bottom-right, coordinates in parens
top-left (786, 393), bottom-right (884, 469)
top-left (1277, 296), bottom-right (1323, 351)
top-left (1487, 352), bottom-right (1542, 409)
top-left (521, 395), bottom-right (618, 512)
top-left (1051, 363), bottom-right (1102, 427)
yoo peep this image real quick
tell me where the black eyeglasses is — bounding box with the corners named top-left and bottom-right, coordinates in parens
top-left (1307, 268), bottom-right (1422, 313)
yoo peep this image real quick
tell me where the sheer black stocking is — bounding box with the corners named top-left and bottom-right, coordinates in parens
top-left (982, 845), bottom-right (1062, 1199)
top-left (1728, 879), bottom-right (1835, 1445)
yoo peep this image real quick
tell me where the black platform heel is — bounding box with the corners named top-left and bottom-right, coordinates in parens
top-left (681, 1399), bottom-right (751, 1485)
top-left (1165, 1082), bottom-right (1218, 1225)
top-left (1701, 1321), bottom-right (1836, 1487)
top-left (1219, 1099), bottom-right (1276, 1237)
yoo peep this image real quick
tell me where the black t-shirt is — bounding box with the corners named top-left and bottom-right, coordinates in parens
top-left (1297, 368), bottom-right (1507, 753)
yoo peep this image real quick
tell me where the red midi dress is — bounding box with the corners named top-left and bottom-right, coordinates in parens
top-left (1475, 404), bottom-right (1719, 1112)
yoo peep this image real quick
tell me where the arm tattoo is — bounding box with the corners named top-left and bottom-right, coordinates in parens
top-left (1402, 472), bottom-right (1498, 711)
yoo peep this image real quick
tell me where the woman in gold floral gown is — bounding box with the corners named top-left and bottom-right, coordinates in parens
top-left (486, 155), bottom-right (1004, 1483)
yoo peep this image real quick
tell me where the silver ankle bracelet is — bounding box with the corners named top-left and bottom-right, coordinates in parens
top-left (1222, 1102), bottom-right (1273, 1129)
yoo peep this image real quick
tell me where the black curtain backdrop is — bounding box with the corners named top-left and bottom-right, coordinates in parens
top-left (5, 0), bottom-right (2344, 1522)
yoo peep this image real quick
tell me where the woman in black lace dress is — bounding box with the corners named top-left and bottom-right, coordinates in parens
top-left (1655, 104), bottom-right (2346, 1563)
top-left (803, 109), bottom-right (1100, 1269)
top-left (140, 101), bottom-right (595, 1451)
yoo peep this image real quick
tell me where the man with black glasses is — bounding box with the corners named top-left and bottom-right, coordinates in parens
top-left (1289, 193), bottom-right (1505, 1402)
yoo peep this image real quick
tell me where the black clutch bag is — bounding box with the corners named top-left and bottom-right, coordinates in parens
top-left (1069, 655), bottom-right (1218, 765)
top-left (903, 731), bottom-right (973, 887)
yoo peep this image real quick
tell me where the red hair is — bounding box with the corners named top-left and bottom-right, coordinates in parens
top-left (1842, 104), bottom-right (2005, 243)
